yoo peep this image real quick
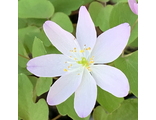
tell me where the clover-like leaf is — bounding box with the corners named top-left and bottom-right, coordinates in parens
top-left (18, 0), bottom-right (54, 18)
top-left (18, 73), bottom-right (49, 120)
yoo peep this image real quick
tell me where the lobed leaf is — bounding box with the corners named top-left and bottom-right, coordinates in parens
top-left (114, 51), bottom-right (138, 97)
top-left (18, 73), bottom-right (49, 120)
top-left (18, 0), bottom-right (54, 18)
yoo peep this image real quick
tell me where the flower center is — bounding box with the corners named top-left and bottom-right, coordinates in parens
top-left (77, 57), bottom-right (89, 67)
top-left (63, 44), bottom-right (94, 73)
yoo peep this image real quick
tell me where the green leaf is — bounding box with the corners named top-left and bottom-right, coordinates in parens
top-left (18, 26), bottom-right (40, 43)
top-left (51, 12), bottom-right (73, 33)
top-left (18, 73), bottom-right (49, 120)
top-left (114, 51), bottom-right (138, 97)
top-left (97, 86), bottom-right (124, 113)
top-left (111, 0), bottom-right (127, 3)
top-left (18, 41), bottom-right (29, 68)
top-left (106, 99), bottom-right (138, 120)
top-left (18, 26), bottom-right (41, 54)
top-left (18, 18), bottom-right (27, 29)
top-left (57, 94), bottom-right (90, 120)
top-left (26, 18), bottom-right (46, 27)
top-left (23, 28), bottom-right (41, 53)
top-left (18, 65), bottom-right (32, 75)
top-left (49, 0), bottom-right (83, 15)
top-left (109, 2), bottom-right (138, 44)
top-left (32, 37), bottom-right (47, 58)
top-left (18, 0), bottom-right (54, 18)
top-left (28, 76), bottom-right (52, 99)
top-left (111, 0), bottom-right (138, 3)
top-left (45, 45), bottom-right (61, 54)
top-left (128, 37), bottom-right (138, 48)
top-left (89, 2), bottom-right (113, 32)
top-left (96, 0), bottom-right (109, 2)
top-left (36, 77), bottom-right (52, 96)
top-left (93, 106), bottom-right (108, 120)
top-left (39, 29), bottom-right (52, 47)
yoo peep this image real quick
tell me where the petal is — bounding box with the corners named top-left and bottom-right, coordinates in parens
top-left (43, 20), bottom-right (80, 57)
top-left (27, 54), bottom-right (70, 77)
top-left (134, 3), bottom-right (138, 15)
top-left (90, 23), bottom-right (130, 63)
top-left (128, 0), bottom-right (138, 15)
top-left (47, 68), bottom-right (84, 105)
top-left (74, 68), bottom-right (97, 118)
top-left (90, 65), bottom-right (129, 97)
top-left (76, 6), bottom-right (97, 52)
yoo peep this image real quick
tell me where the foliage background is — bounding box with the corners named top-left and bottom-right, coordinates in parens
top-left (18, 0), bottom-right (138, 120)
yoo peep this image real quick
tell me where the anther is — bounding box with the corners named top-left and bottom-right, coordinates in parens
top-left (80, 50), bottom-right (84, 53)
top-left (64, 69), bottom-right (67, 72)
top-left (87, 67), bottom-right (91, 72)
top-left (90, 61), bottom-right (94, 64)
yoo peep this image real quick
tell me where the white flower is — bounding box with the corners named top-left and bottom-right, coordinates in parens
top-left (27, 6), bottom-right (130, 118)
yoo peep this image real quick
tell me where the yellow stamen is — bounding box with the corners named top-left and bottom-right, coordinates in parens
top-left (68, 66), bottom-right (70, 68)
top-left (70, 56), bottom-right (72, 58)
top-left (78, 73), bottom-right (80, 75)
top-left (64, 69), bottom-right (67, 72)
top-left (65, 61), bottom-right (67, 63)
top-left (74, 58), bottom-right (77, 60)
top-left (70, 64), bottom-right (72, 66)
top-left (87, 66), bottom-right (90, 69)
top-left (80, 50), bottom-right (84, 53)
top-left (87, 67), bottom-right (91, 72)
top-left (70, 50), bottom-right (73, 52)
top-left (88, 47), bottom-right (91, 50)
top-left (90, 60), bottom-right (94, 63)
top-left (90, 58), bottom-right (93, 60)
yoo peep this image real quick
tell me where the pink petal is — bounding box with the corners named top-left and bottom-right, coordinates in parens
top-left (134, 2), bottom-right (138, 15)
top-left (47, 68), bottom-right (84, 105)
top-left (76, 6), bottom-right (97, 53)
top-left (128, 0), bottom-right (138, 15)
top-left (43, 20), bottom-right (80, 57)
top-left (74, 68), bottom-right (97, 118)
top-left (90, 23), bottom-right (130, 63)
top-left (90, 65), bottom-right (129, 97)
top-left (27, 54), bottom-right (70, 77)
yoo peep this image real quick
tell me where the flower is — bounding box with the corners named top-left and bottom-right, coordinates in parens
top-left (128, 0), bottom-right (138, 15)
top-left (27, 6), bottom-right (130, 118)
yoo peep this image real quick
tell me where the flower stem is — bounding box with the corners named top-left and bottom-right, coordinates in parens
top-left (52, 114), bottom-right (62, 120)
top-left (18, 53), bottom-right (30, 60)
top-left (131, 18), bottom-right (138, 33)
